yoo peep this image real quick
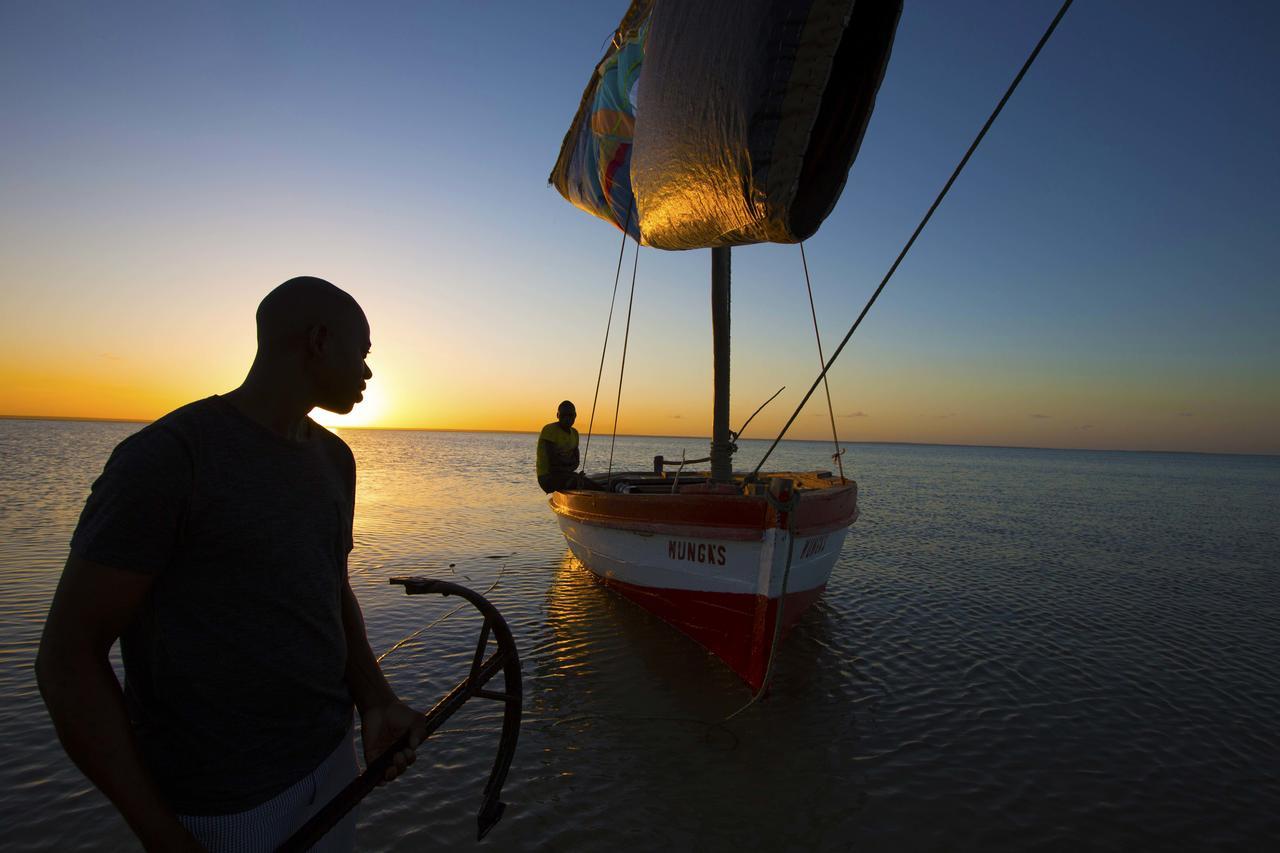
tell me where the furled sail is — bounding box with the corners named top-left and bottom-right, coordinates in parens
top-left (549, 0), bottom-right (902, 251)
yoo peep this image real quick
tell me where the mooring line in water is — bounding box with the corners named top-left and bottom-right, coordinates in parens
top-left (545, 713), bottom-right (740, 751)
top-left (376, 563), bottom-right (508, 664)
top-left (724, 486), bottom-right (800, 721)
top-left (752, 0), bottom-right (1075, 479)
top-left (581, 201), bottom-right (635, 474)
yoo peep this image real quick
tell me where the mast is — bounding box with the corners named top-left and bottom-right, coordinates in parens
top-left (710, 246), bottom-right (733, 482)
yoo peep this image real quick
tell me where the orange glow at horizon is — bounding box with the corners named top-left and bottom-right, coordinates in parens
top-left (2, 289), bottom-right (1278, 456)
top-left (309, 381), bottom-right (389, 429)
top-left (7, 347), bottom-right (1273, 457)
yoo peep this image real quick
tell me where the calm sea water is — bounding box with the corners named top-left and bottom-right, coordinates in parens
top-left (1, 418), bottom-right (1278, 851)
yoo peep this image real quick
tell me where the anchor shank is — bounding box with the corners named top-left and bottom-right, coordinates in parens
top-left (276, 652), bottom-right (507, 852)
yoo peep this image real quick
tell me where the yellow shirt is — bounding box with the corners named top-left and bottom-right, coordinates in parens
top-left (536, 423), bottom-right (579, 476)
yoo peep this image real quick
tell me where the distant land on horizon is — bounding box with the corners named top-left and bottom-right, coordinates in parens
top-left (2, 414), bottom-right (1275, 459)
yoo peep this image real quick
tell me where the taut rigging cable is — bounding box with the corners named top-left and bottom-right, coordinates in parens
top-left (752, 0), bottom-right (1075, 479)
top-left (606, 236), bottom-right (641, 487)
top-left (580, 203), bottom-right (634, 474)
top-left (800, 242), bottom-right (846, 481)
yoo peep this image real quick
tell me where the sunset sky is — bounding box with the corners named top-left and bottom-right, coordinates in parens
top-left (2, 1), bottom-right (1277, 454)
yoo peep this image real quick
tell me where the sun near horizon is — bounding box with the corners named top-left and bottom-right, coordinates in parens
top-left (2, 337), bottom-right (1276, 457)
top-left (2, 2), bottom-right (1277, 457)
top-left (1, 262), bottom-right (1276, 456)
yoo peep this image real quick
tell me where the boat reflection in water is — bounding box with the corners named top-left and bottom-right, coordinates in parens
top-left (543, 550), bottom-right (746, 697)
top-left (533, 552), bottom-right (871, 851)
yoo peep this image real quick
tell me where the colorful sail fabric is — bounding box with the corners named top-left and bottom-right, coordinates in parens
top-left (549, 0), bottom-right (902, 251)
top-left (547, 0), bottom-right (651, 242)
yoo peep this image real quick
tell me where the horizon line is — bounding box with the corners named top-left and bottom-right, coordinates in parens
top-left (1, 414), bottom-right (1275, 459)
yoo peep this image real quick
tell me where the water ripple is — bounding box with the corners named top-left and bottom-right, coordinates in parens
top-left (1, 423), bottom-right (1278, 849)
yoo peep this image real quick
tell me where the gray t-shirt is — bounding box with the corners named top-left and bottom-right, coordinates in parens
top-left (70, 395), bottom-right (355, 814)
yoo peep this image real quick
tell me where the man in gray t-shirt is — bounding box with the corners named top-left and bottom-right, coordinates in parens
top-left (37, 277), bottom-right (425, 851)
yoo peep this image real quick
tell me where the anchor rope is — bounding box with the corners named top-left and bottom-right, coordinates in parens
top-left (581, 202), bottom-right (635, 474)
top-left (376, 563), bottom-right (508, 664)
top-left (546, 713), bottom-right (740, 751)
top-left (800, 243), bottom-right (846, 482)
top-left (606, 236), bottom-right (641, 487)
top-left (670, 448), bottom-right (687, 494)
top-left (724, 487), bottom-right (800, 721)
top-left (752, 0), bottom-right (1075, 479)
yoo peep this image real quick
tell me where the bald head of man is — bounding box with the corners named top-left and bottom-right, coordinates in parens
top-left (252, 276), bottom-right (372, 415)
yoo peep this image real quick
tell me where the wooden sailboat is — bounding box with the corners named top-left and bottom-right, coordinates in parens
top-left (550, 469), bottom-right (858, 691)
top-left (547, 0), bottom-right (901, 691)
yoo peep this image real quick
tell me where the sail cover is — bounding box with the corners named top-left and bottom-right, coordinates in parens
top-left (549, 0), bottom-right (902, 251)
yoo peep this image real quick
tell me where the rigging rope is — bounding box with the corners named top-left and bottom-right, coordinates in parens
top-left (606, 238), bottom-right (641, 487)
top-left (581, 203), bottom-right (635, 474)
top-left (752, 0), bottom-right (1075, 479)
top-left (669, 449), bottom-right (687, 494)
top-left (732, 385), bottom-right (786, 446)
top-left (800, 243), bottom-right (846, 482)
top-left (724, 486), bottom-right (799, 721)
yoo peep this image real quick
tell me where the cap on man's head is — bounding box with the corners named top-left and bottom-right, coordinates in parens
top-left (558, 400), bottom-right (575, 414)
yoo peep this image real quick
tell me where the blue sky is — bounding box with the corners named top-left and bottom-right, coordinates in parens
top-left (2, 1), bottom-right (1277, 453)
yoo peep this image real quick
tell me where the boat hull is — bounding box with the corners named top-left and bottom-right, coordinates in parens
top-left (550, 477), bottom-right (857, 690)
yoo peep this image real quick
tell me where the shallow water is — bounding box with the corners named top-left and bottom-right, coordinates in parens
top-left (1, 419), bottom-right (1278, 851)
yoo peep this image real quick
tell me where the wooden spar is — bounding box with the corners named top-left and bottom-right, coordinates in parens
top-left (711, 247), bottom-right (733, 481)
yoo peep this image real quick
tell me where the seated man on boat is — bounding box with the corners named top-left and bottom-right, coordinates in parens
top-left (537, 400), bottom-right (605, 493)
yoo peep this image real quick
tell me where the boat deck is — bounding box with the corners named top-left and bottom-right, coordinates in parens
top-left (582, 470), bottom-right (849, 495)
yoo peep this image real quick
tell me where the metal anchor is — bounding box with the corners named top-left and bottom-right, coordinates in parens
top-left (278, 578), bottom-right (523, 851)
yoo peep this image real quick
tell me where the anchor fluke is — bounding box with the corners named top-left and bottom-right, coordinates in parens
top-left (276, 577), bottom-right (522, 851)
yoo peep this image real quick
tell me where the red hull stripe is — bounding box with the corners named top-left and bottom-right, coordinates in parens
top-left (595, 574), bottom-right (827, 692)
top-left (551, 483), bottom-right (858, 539)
